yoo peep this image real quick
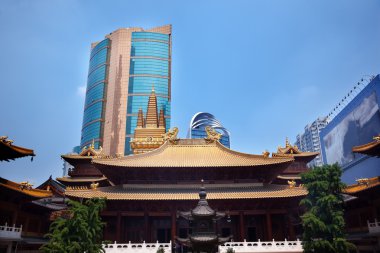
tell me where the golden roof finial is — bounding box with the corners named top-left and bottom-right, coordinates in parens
top-left (91, 139), bottom-right (95, 149)
top-left (163, 127), bottom-right (179, 144)
top-left (204, 126), bottom-right (222, 144)
top-left (285, 137), bottom-right (290, 148)
top-left (287, 180), bottom-right (296, 188)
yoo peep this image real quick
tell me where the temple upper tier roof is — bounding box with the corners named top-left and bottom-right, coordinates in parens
top-left (0, 177), bottom-right (52, 199)
top-left (272, 138), bottom-right (318, 163)
top-left (94, 139), bottom-right (294, 168)
top-left (0, 136), bottom-right (35, 162)
top-left (64, 182), bottom-right (307, 200)
top-left (352, 135), bottom-right (380, 157)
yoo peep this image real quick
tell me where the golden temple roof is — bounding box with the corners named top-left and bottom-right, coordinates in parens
top-left (64, 183), bottom-right (307, 200)
top-left (344, 177), bottom-right (380, 194)
top-left (94, 139), bottom-right (294, 168)
top-left (352, 135), bottom-right (380, 157)
top-left (0, 177), bottom-right (52, 198)
top-left (0, 136), bottom-right (35, 162)
top-left (272, 138), bottom-right (318, 159)
top-left (61, 140), bottom-right (107, 161)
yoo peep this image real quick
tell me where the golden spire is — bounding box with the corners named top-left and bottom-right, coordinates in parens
top-left (91, 139), bottom-right (95, 149)
top-left (285, 137), bottom-right (290, 148)
top-left (137, 108), bottom-right (144, 128)
top-left (159, 108), bottom-right (166, 129)
top-left (145, 86), bottom-right (158, 127)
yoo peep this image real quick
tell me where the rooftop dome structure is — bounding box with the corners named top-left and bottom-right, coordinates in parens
top-left (188, 112), bottom-right (231, 148)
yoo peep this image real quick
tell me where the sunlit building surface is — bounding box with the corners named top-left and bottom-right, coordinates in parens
top-left (320, 74), bottom-right (380, 183)
top-left (188, 112), bottom-right (230, 148)
top-left (295, 116), bottom-right (328, 167)
top-left (80, 25), bottom-right (172, 155)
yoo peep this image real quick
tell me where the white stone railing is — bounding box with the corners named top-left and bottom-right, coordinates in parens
top-left (0, 223), bottom-right (22, 239)
top-left (368, 219), bottom-right (380, 234)
top-left (219, 239), bottom-right (303, 253)
top-left (103, 241), bottom-right (172, 253)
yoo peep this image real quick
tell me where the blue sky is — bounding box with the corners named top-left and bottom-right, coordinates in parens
top-left (0, 0), bottom-right (379, 185)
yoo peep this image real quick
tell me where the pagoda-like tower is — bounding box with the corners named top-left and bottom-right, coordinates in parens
top-left (130, 87), bottom-right (167, 154)
top-left (272, 138), bottom-right (318, 184)
top-left (58, 141), bottom-right (111, 187)
top-left (177, 181), bottom-right (231, 253)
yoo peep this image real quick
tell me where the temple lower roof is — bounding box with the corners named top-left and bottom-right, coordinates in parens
top-left (344, 177), bottom-right (380, 194)
top-left (64, 183), bottom-right (307, 200)
top-left (0, 177), bottom-right (52, 199)
top-left (93, 139), bottom-right (294, 168)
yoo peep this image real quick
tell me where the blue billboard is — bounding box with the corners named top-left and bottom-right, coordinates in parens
top-left (320, 75), bottom-right (380, 183)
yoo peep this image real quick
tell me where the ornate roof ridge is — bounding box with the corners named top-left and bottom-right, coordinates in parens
top-left (344, 176), bottom-right (380, 194)
top-left (352, 135), bottom-right (380, 156)
top-left (272, 152), bottom-right (319, 158)
top-left (92, 139), bottom-right (294, 167)
top-left (0, 136), bottom-right (35, 161)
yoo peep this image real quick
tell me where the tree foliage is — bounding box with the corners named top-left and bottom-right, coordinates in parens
top-left (300, 163), bottom-right (355, 253)
top-left (41, 198), bottom-right (106, 253)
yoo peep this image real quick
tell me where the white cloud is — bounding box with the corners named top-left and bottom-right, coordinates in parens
top-left (77, 85), bottom-right (86, 97)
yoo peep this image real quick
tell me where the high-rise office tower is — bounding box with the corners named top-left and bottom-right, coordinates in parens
top-left (80, 25), bottom-right (172, 155)
top-left (188, 112), bottom-right (231, 148)
top-left (295, 116), bottom-right (329, 167)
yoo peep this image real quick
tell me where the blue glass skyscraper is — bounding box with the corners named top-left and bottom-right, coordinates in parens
top-left (188, 112), bottom-right (231, 148)
top-left (80, 25), bottom-right (171, 155)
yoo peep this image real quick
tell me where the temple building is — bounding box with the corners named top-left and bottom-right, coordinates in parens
top-left (0, 139), bottom-right (66, 253)
top-left (130, 87), bottom-right (167, 154)
top-left (63, 127), bottom-right (313, 244)
top-left (58, 140), bottom-right (111, 188)
top-left (272, 138), bottom-right (318, 184)
top-left (343, 136), bottom-right (380, 252)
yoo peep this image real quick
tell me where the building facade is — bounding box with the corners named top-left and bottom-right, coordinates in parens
top-left (320, 74), bottom-right (380, 183)
top-left (188, 112), bottom-right (230, 148)
top-left (295, 116), bottom-right (328, 167)
top-left (80, 25), bottom-right (172, 155)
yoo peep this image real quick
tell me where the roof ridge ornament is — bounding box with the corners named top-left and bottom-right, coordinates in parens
top-left (163, 127), bottom-right (179, 144)
top-left (204, 126), bottom-right (222, 144)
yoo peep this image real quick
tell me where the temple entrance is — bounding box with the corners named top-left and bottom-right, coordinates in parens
top-left (247, 227), bottom-right (257, 241)
top-left (157, 228), bottom-right (171, 243)
top-left (152, 217), bottom-right (171, 243)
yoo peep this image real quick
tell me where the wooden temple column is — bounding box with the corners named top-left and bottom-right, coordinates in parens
top-left (171, 210), bottom-right (177, 243)
top-left (116, 212), bottom-right (121, 243)
top-left (144, 212), bottom-right (150, 242)
top-left (287, 215), bottom-right (295, 240)
top-left (266, 212), bottom-right (272, 240)
top-left (239, 212), bottom-right (245, 241)
top-left (12, 209), bottom-right (18, 226)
